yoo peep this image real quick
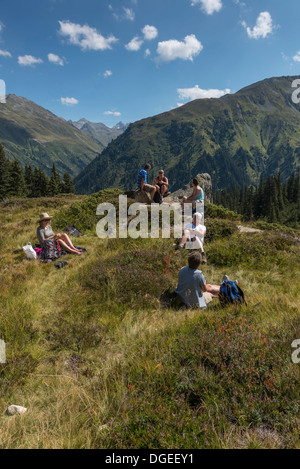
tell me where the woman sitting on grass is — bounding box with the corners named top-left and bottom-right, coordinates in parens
top-left (37, 213), bottom-right (82, 256)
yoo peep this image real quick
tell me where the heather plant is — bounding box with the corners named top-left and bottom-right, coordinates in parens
top-left (0, 194), bottom-right (299, 449)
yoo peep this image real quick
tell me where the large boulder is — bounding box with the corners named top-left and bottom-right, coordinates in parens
top-left (133, 188), bottom-right (152, 204)
top-left (166, 173), bottom-right (213, 203)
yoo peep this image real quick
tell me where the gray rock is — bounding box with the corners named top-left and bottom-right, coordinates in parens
top-left (134, 189), bottom-right (151, 204)
top-left (6, 405), bottom-right (27, 416)
top-left (165, 173), bottom-right (213, 204)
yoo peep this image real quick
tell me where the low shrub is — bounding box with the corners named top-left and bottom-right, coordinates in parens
top-left (84, 241), bottom-right (186, 310)
top-left (205, 218), bottom-right (239, 243)
top-left (205, 204), bottom-right (240, 221)
top-left (207, 231), bottom-right (294, 267)
top-left (54, 188), bottom-right (123, 232)
top-left (107, 314), bottom-right (300, 449)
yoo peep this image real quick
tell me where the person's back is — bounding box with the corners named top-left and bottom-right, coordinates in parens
top-left (175, 252), bottom-right (207, 309)
top-left (137, 168), bottom-right (148, 188)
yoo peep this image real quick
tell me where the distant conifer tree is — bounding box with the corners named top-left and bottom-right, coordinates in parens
top-left (24, 165), bottom-right (33, 197)
top-left (48, 163), bottom-right (61, 196)
top-left (8, 159), bottom-right (26, 197)
top-left (62, 172), bottom-right (75, 194)
top-left (0, 144), bottom-right (10, 199)
top-left (31, 168), bottom-right (49, 197)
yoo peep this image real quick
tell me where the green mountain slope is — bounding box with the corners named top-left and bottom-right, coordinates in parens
top-left (0, 95), bottom-right (104, 178)
top-left (75, 75), bottom-right (300, 194)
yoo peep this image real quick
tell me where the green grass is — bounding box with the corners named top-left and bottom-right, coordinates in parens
top-left (0, 193), bottom-right (299, 449)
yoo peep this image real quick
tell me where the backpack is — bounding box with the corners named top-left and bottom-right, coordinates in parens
top-left (153, 190), bottom-right (163, 204)
top-left (40, 240), bottom-right (62, 260)
top-left (65, 225), bottom-right (82, 238)
top-left (219, 279), bottom-right (246, 307)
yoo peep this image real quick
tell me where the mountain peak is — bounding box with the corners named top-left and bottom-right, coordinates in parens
top-left (70, 119), bottom-right (128, 147)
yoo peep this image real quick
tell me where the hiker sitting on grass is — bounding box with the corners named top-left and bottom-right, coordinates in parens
top-left (137, 163), bottom-right (157, 203)
top-left (37, 213), bottom-right (82, 256)
top-left (176, 213), bottom-right (207, 263)
top-left (175, 251), bottom-right (219, 309)
top-left (182, 178), bottom-right (204, 205)
top-left (154, 170), bottom-right (169, 197)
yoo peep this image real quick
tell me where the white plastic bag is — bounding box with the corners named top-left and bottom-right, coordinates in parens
top-left (23, 242), bottom-right (37, 260)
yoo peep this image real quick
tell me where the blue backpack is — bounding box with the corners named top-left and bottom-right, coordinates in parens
top-left (219, 279), bottom-right (246, 307)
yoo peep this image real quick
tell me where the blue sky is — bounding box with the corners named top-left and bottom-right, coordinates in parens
top-left (0, 0), bottom-right (300, 127)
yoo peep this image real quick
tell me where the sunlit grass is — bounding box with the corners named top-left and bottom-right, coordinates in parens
top-left (0, 194), bottom-right (299, 449)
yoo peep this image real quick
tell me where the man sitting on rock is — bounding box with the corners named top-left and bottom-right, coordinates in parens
top-left (137, 163), bottom-right (157, 203)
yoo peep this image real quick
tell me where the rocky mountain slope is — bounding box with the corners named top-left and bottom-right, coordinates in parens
top-left (0, 95), bottom-right (104, 177)
top-left (70, 119), bottom-right (128, 147)
top-left (74, 75), bottom-right (300, 194)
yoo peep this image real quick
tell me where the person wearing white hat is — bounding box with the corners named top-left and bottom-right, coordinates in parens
top-left (37, 213), bottom-right (82, 255)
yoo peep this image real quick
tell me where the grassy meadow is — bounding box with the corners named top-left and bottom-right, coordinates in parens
top-left (0, 191), bottom-right (299, 449)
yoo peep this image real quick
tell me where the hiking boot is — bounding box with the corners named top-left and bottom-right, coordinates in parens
top-left (55, 260), bottom-right (68, 269)
top-left (201, 252), bottom-right (207, 264)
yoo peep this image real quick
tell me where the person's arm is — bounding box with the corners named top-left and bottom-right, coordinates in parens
top-left (191, 226), bottom-right (206, 238)
top-left (163, 177), bottom-right (169, 186)
top-left (140, 178), bottom-right (145, 192)
top-left (191, 187), bottom-right (201, 201)
top-left (197, 272), bottom-right (206, 292)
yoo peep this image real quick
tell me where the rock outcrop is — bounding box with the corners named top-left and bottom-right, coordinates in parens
top-left (165, 173), bottom-right (213, 204)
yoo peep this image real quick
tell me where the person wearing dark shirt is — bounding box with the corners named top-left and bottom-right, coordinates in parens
top-left (154, 170), bottom-right (169, 197)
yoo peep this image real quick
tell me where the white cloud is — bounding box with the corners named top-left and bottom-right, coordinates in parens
top-left (191, 0), bottom-right (222, 15)
top-left (58, 20), bottom-right (118, 51)
top-left (48, 53), bottom-right (64, 66)
top-left (18, 55), bottom-right (43, 66)
top-left (110, 6), bottom-right (135, 21)
top-left (104, 69), bottom-right (112, 77)
top-left (142, 25), bottom-right (158, 40)
top-left (177, 85), bottom-right (231, 101)
top-left (242, 12), bottom-right (274, 39)
top-left (104, 110), bottom-right (121, 116)
top-left (123, 7), bottom-right (135, 21)
top-left (293, 51), bottom-right (300, 63)
top-left (61, 97), bottom-right (79, 106)
top-left (0, 50), bottom-right (12, 58)
top-left (145, 48), bottom-right (151, 57)
top-left (125, 36), bottom-right (144, 51)
top-left (156, 34), bottom-right (203, 62)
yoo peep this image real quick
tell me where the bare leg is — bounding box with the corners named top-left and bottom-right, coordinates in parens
top-left (58, 233), bottom-right (81, 252)
top-left (205, 284), bottom-right (220, 297)
top-left (178, 229), bottom-right (191, 248)
top-left (58, 239), bottom-right (82, 255)
top-left (161, 185), bottom-right (167, 196)
top-left (150, 187), bottom-right (156, 201)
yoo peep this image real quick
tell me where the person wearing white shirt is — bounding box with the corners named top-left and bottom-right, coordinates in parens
top-left (176, 212), bottom-right (207, 263)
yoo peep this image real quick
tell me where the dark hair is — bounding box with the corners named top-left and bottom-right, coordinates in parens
top-left (188, 251), bottom-right (202, 269)
top-left (145, 164), bottom-right (151, 170)
top-left (192, 178), bottom-right (199, 186)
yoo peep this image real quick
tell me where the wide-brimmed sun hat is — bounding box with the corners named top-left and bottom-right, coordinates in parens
top-left (37, 213), bottom-right (53, 224)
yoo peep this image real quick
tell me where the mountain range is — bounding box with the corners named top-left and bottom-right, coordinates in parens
top-left (0, 95), bottom-right (104, 178)
top-left (74, 75), bottom-right (300, 194)
top-left (69, 119), bottom-right (128, 147)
